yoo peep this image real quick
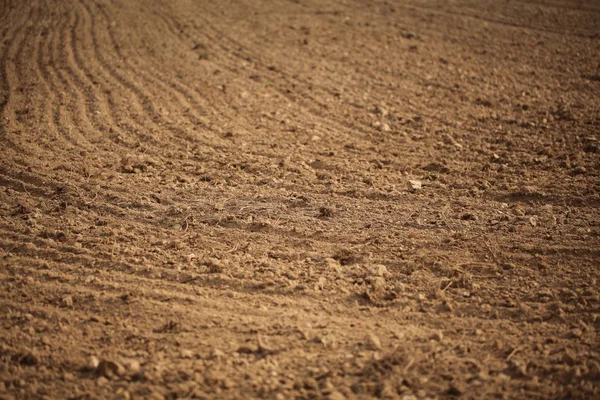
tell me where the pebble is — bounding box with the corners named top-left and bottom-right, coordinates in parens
top-left (407, 180), bottom-right (422, 191)
top-left (88, 355), bottom-right (100, 369)
top-left (96, 359), bottom-right (125, 379)
top-left (365, 332), bottom-right (382, 350)
top-left (121, 358), bottom-right (141, 373)
top-left (181, 349), bottom-right (194, 359)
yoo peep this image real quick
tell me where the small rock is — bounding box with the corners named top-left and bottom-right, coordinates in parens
top-left (148, 391), bottom-right (166, 400)
top-left (407, 180), bottom-right (422, 191)
top-left (401, 394), bottom-right (418, 400)
top-left (374, 105), bottom-right (389, 117)
top-left (96, 376), bottom-right (109, 386)
top-left (321, 378), bottom-right (335, 393)
top-left (365, 332), bottom-right (382, 350)
top-left (88, 355), bottom-right (100, 369)
top-left (181, 349), bottom-right (194, 359)
top-left (96, 359), bottom-right (125, 379)
top-left (381, 123), bottom-right (391, 132)
top-left (121, 358), bottom-right (141, 374)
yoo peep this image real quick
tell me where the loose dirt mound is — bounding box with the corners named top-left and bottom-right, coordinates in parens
top-left (1, 0), bottom-right (599, 398)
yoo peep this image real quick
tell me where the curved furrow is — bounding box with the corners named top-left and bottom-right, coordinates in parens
top-left (1, 253), bottom-right (295, 316)
top-left (409, 1), bottom-right (598, 38)
top-left (77, 0), bottom-right (196, 149)
top-left (74, 0), bottom-right (160, 149)
top-left (0, 238), bottom-right (150, 282)
top-left (0, 156), bottom-right (99, 202)
top-left (71, 0), bottom-right (169, 148)
top-left (192, 9), bottom-right (415, 142)
top-left (0, 172), bottom-right (51, 198)
top-left (68, 1), bottom-right (162, 151)
top-left (67, 5), bottom-right (117, 138)
top-left (137, 12), bottom-right (258, 134)
top-left (136, 16), bottom-right (255, 141)
top-left (127, 0), bottom-right (318, 147)
top-left (50, 3), bottom-right (101, 151)
top-left (515, 0), bottom-right (600, 13)
top-left (194, 12), bottom-right (378, 140)
top-left (38, 3), bottom-right (89, 151)
top-left (140, 6), bottom-right (248, 114)
top-left (62, 1), bottom-right (166, 153)
top-left (142, 3), bottom-right (372, 145)
top-left (0, 268), bottom-right (203, 312)
top-left (66, 4), bottom-right (159, 148)
top-left (15, 2), bottom-right (85, 159)
top-left (3, 5), bottom-right (84, 163)
top-left (0, 3), bottom-right (33, 145)
top-left (100, 0), bottom-right (258, 143)
top-left (30, 0), bottom-right (64, 151)
top-left (0, 232), bottom-right (225, 291)
top-left (90, 0), bottom-right (217, 129)
top-left (178, 5), bottom-right (387, 123)
top-left (0, 278), bottom-right (277, 333)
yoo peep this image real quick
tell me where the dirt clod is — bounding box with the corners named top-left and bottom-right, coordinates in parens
top-left (96, 360), bottom-right (125, 379)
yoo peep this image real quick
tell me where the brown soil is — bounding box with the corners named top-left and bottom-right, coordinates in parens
top-left (1, 0), bottom-right (599, 399)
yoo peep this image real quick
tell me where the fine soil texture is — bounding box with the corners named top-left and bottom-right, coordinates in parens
top-left (1, 0), bottom-right (599, 399)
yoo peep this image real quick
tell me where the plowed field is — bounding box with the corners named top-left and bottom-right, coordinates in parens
top-left (1, 0), bottom-right (599, 399)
